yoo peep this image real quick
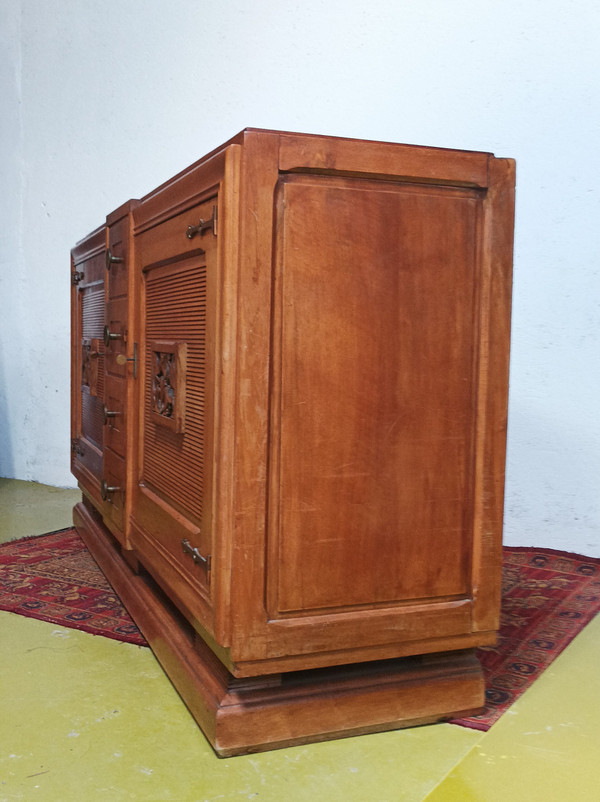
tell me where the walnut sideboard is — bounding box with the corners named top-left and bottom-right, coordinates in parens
top-left (71, 128), bottom-right (515, 755)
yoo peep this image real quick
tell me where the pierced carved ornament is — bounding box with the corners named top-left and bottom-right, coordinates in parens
top-left (149, 341), bottom-right (187, 433)
top-left (152, 352), bottom-right (176, 418)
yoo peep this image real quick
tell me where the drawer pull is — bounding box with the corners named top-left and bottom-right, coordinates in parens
top-left (100, 479), bottom-right (121, 502)
top-left (186, 205), bottom-right (218, 239)
top-left (106, 248), bottom-right (124, 270)
top-left (181, 538), bottom-right (211, 570)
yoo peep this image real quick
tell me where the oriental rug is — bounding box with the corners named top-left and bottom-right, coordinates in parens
top-left (451, 546), bottom-right (600, 730)
top-left (0, 527), bottom-right (146, 646)
top-left (1, 529), bottom-right (599, 730)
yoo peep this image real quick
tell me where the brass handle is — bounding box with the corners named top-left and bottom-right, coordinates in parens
top-left (103, 325), bottom-right (123, 348)
top-left (100, 479), bottom-right (121, 502)
top-left (106, 248), bottom-right (124, 270)
top-left (186, 205), bottom-right (218, 239)
top-left (103, 405), bottom-right (120, 425)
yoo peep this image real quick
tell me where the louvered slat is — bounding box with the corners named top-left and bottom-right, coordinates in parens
top-left (143, 263), bottom-right (206, 519)
top-left (81, 285), bottom-right (105, 441)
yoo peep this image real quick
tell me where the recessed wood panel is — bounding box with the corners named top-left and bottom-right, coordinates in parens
top-left (270, 176), bottom-right (482, 614)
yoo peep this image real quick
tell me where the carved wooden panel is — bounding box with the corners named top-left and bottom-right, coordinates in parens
top-left (150, 341), bottom-right (187, 433)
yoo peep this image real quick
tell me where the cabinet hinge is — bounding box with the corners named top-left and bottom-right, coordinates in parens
top-left (71, 438), bottom-right (85, 457)
top-left (72, 270), bottom-right (85, 285)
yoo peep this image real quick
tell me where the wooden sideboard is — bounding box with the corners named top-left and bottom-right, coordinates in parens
top-left (71, 128), bottom-right (515, 755)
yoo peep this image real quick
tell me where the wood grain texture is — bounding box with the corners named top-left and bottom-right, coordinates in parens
top-left (71, 129), bottom-right (514, 752)
top-left (269, 176), bottom-right (480, 614)
top-left (131, 193), bottom-right (222, 636)
top-left (74, 500), bottom-right (484, 757)
top-left (278, 131), bottom-right (490, 186)
top-left (470, 157), bottom-right (516, 632)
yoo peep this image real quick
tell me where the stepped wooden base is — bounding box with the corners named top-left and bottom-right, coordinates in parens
top-left (74, 501), bottom-right (485, 756)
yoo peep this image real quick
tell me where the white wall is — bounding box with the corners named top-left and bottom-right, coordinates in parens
top-left (0, 0), bottom-right (23, 481)
top-left (1, 0), bottom-right (599, 555)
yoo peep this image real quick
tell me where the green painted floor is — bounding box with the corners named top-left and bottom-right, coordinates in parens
top-left (1, 480), bottom-right (599, 800)
top-left (0, 478), bottom-right (80, 541)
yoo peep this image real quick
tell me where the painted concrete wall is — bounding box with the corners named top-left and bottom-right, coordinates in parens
top-left (0, 0), bottom-right (23, 483)
top-left (1, 0), bottom-right (598, 556)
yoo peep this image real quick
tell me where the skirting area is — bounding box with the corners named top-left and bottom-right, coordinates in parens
top-left (2, 515), bottom-right (598, 736)
top-left (0, 482), bottom-right (599, 799)
top-left (73, 501), bottom-right (485, 756)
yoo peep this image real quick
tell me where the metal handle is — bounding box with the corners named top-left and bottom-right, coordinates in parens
top-left (186, 205), bottom-right (218, 239)
top-left (100, 478), bottom-right (121, 502)
top-left (103, 405), bottom-right (120, 425)
top-left (103, 325), bottom-right (123, 348)
top-left (181, 538), bottom-right (211, 570)
top-left (106, 248), bottom-right (124, 270)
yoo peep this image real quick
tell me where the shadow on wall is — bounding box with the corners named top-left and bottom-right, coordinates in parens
top-left (0, 350), bottom-right (14, 479)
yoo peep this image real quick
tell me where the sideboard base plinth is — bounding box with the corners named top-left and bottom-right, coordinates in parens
top-left (74, 501), bottom-right (485, 756)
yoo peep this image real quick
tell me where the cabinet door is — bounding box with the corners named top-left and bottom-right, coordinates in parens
top-left (130, 195), bottom-right (220, 631)
top-left (71, 227), bottom-right (107, 502)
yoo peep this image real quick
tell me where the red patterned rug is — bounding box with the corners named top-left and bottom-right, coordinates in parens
top-left (0, 528), bottom-right (146, 646)
top-left (452, 546), bottom-right (600, 730)
top-left (1, 529), bottom-right (599, 730)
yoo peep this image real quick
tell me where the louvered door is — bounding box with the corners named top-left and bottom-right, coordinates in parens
top-left (71, 226), bottom-right (107, 503)
top-left (130, 195), bottom-right (219, 629)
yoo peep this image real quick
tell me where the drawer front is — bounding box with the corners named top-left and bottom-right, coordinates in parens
top-left (104, 298), bottom-right (128, 380)
top-left (137, 195), bottom-right (219, 269)
top-left (103, 375), bottom-right (127, 458)
top-left (106, 217), bottom-right (129, 300)
top-left (102, 447), bottom-right (126, 533)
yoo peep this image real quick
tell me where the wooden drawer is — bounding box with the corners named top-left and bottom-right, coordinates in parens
top-left (104, 298), bottom-right (128, 380)
top-left (106, 217), bottom-right (129, 300)
top-left (137, 194), bottom-right (219, 270)
top-left (103, 375), bottom-right (127, 458)
top-left (102, 447), bottom-right (126, 534)
top-left (130, 497), bottom-right (213, 629)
